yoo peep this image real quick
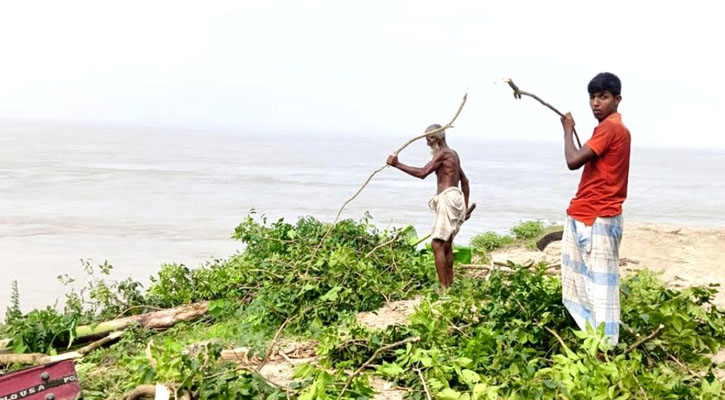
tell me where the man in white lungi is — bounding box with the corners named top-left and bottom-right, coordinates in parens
top-left (559, 72), bottom-right (631, 344)
top-left (387, 124), bottom-right (474, 288)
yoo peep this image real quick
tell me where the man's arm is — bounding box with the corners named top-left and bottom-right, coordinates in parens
top-left (386, 154), bottom-right (442, 179)
top-left (460, 166), bottom-right (475, 220)
top-left (561, 113), bottom-right (597, 170)
top-left (460, 167), bottom-right (470, 210)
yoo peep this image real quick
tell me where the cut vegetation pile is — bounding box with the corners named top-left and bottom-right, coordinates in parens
top-left (2, 214), bottom-right (724, 399)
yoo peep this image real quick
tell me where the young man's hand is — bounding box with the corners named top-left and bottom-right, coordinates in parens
top-left (386, 155), bottom-right (398, 167)
top-left (561, 112), bottom-right (576, 135)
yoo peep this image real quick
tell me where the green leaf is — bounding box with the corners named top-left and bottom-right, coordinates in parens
top-left (293, 363), bottom-right (317, 379)
top-left (453, 246), bottom-right (472, 265)
top-left (573, 329), bottom-right (588, 339)
top-left (459, 369), bottom-right (481, 386)
top-left (320, 286), bottom-right (343, 302)
top-left (437, 388), bottom-right (462, 400)
top-left (455, 357), bottom-right (473, 368)
top-left (543, 379), bottom-right (558, 389)
top-left (377, 361), bottom-right (404, 377)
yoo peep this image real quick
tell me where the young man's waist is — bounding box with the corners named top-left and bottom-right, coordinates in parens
top-left (567, 200), bottom-right (624, 226)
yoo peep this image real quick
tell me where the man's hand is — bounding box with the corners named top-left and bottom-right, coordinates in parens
top-left (386, 155), bottom-right (398, 167)
top-left (561, 112), bottom-right (576, 135)
top-left (465, 203), bottom-right (476, 221)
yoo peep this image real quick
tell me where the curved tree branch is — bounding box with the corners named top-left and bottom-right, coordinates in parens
top-left (504, 79), bottom-right (582, 148)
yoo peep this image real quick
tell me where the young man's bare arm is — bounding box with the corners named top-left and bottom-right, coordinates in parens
top-left (386, 153), bottom-right (442, 179)
top-left (561, 113), bottom-right (597, 170)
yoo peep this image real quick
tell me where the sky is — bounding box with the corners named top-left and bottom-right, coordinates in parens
top-left (1, 0), bottom-right (723, 149)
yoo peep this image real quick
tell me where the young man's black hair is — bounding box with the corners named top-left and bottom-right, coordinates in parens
top-left (587, 72), bottom-right (621, 96)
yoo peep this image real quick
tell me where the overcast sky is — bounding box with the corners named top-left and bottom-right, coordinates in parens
top-left (1, 0), bottom-right (723, 149)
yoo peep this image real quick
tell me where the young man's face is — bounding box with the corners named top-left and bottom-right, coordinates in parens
top-left (589, 91), bottom-right (622, 121)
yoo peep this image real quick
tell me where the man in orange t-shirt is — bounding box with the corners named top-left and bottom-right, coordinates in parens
top-left (559, 72), bottom-right (631, 345)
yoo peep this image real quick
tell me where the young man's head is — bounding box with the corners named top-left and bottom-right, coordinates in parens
top-left (425, 123), bottom-right (446, 156)
top-left (588, 72), bottom-right (622, 122)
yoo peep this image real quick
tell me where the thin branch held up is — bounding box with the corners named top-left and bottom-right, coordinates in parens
top-left (503, 79), bottom-right (582, 148)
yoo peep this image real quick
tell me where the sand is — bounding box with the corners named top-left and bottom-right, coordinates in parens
top-left (490, 223), bottom-right (725, 307)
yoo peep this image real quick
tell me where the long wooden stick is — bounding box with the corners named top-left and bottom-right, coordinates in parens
top-left (504, 79), bottom-right (582, 148)
top-left (364, 228), bottom-right (405, 258)
top-left (415, 368), bottom-right (433, 400)
top-left (307, 93), bottom-right (468, 270)
top-left (625, 324), bottom-right (664, 354)
top-left (0, 330), bottom-right (124, 366)
top-left (74, 301), bottom-right (209, 338)
top-left (0, 302), bottom-right (209, 362)
top-left (258, 315), bottom-right (292, 371)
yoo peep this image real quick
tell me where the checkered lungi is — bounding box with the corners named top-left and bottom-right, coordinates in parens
top-left (561, 214), bottom-right (623, 344)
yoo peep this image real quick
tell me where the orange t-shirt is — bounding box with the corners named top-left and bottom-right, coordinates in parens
top-left (567, 113), bottom-right (631, 225)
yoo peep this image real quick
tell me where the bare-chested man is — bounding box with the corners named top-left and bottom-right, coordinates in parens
top-left (386, 124), bottom-right (474, 288)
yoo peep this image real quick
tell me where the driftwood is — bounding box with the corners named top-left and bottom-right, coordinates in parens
top-left (221, 347), bottom-right (254, 364)
top-left (457, 263), bottom-right (559, 276)
top-left (503, 78), bottom-right (582, 148)
top-left (0, 302), bottom-right (209, 366)
top-left (0, 330), bottom-right (124, 366)
top-left (120, 384), bottom-right (191, 400)
top-left (75, 301), bottom-right (209, 338)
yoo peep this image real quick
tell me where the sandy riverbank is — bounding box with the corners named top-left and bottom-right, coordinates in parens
top-left (489, 222), bottom-right (725, 307)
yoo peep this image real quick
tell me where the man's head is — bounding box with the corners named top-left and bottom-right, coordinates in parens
top-left (425, 124), bottom-right (446, 155)
top-left (588, 72), bottom-right (622, 122)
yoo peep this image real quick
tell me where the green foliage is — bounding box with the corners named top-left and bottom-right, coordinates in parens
top-left (470, 221), bottom-right (548, 260)
top-left (4, 214), bottom-right (725, 400)
top-left (58, 259), bottom-right (148, 324)
top-left (220, 213), bottom-right (435, 333)
top-left (620, 272), bottom-right (725, 365)
top-left (5, 280), bottom-right (22, 323)
top-left (3, 260), bottom-right (153, 354)
top-left (511, 220), bottom-right (544, 240)
top-left (4, 306), bottom-right (79, 353)
top-left (470, 232), bottom-right (513, 260)
top-left (317, 267), bottom-right (725, 399)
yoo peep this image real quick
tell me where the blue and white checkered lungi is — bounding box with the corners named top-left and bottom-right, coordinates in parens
top-left (561, 214), bottom-right (623, 344)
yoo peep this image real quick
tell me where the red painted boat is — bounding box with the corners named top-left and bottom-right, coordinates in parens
top-left (0, 360), bottom-right (81, 400)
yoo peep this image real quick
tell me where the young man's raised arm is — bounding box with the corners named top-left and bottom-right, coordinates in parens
top-left (386, 153), bottom-right (442, 179)
top-left (561, 113), bottom-right (597, 170)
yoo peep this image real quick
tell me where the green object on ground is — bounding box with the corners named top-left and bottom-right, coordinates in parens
top-left (422, 243), bottom-right (472, 265)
